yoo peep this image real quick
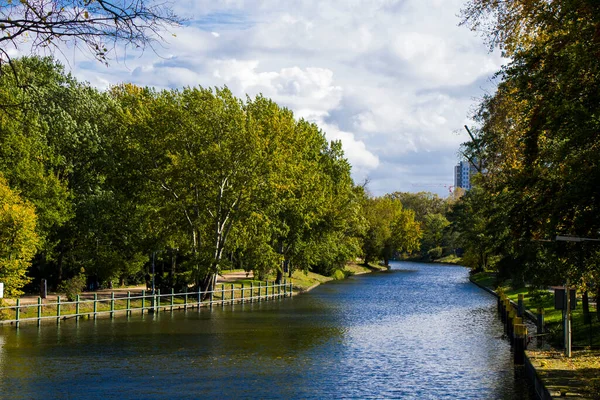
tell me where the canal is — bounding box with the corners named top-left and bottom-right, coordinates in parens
top-left (0, 262), bottom-right (532, 399)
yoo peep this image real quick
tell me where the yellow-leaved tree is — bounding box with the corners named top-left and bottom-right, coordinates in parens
top-left (0, 174), bottom-right (39, 298)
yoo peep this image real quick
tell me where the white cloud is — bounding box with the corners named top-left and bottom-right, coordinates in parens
top-left (62, 0), bottom-right (505, 196)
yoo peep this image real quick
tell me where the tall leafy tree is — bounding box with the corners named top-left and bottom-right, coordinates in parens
top-left (457, 0), bottom-right (600, 288)
top-left (0, 174), bottom-right (39, 297)
top-left (362, 196), bottom-right (421, 266)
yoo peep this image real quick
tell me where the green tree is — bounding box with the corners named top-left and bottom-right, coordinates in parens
top-left (422, 213), bottom-right (450, 260)
top-left (362, 196), bottom-right (421, 267)
top-left (457, 0), bottom-right (600, 288)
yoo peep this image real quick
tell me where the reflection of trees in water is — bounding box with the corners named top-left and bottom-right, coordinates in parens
top-left (202, 302), bottom-right (344, 363)
top-left (0, 334), bottom-right (4, 382)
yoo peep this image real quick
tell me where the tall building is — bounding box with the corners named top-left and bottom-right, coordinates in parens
top-left (454, 160), bottom-right (477, 190)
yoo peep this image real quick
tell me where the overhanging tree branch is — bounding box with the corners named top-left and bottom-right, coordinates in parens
top-left (0, 0), bottom-right (182, 70)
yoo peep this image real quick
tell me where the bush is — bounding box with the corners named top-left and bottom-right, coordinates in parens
top-left (331, 270), bottom-right (345, 280)
top-left (427, 247), bottom-right (443, 260)
top-left (57, 269), bottom-right (86, 301)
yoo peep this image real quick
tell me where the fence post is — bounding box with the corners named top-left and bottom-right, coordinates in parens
top-left (290, 281), bottom-right (293, 296)
top-left (209, 287), bottom-right (214, 309)
top-left (141, 290), bottom-right (145, 314)
top-left (250, 282), bottom-right (254, 303)
top-left (76, 294), bottom-right (80, 322)
top-left (517, 294), bottom-right (524, 317)
top-left (241, 283), bottom-right (245, 304)
top-left (197, 288), bottom-right (201, 308)
top-left (93, 293), bottom-right (97, 319)
top-left (57, 296), bottom-right (61, 324)
top-left (537, 308), bottom-right (545, 334)
top-left (258, 282), bottom-right (261, 302)
top-left (157, 289), bottom-right (161, 312)
top-left (184, 291), bottom-right (188, 310)
top-left (507, 309), bottom-right (515, 343)
top-left (266, 281), bottom-right (269, 300)
top-left (15, 298), bottom-right (20, 328)
top-left (231, 284), bottom-right (235, 304)
top-left (537, 307), bottom-right (545, 347)
top-left (110, 292), bottom-right (115, 318)
top-left (514, 324), bottom-right (527, 365)
top-left (221, 284), bottom-right (225, 307)
top-left (37, 297), bottom-right (42, 326)
top-left (283, 280), bottom-right (287, 298)
top-left (171, 288), bottom-right (174, 312)
top-left (127, 292), bottom-right (131, 316)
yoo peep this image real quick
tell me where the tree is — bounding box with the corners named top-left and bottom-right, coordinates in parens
top-left (422, 213), bottom-right (450, 260)
top-left (362, 196), bottom-right (421, 267)
top-left (0, 174), bottom-right (39, 297)
top-left (388, 191), bottom-right (447, 223)
top-left (0, 0), bottom-right (180, 70)
top-left (457, 0), bottom-right (600, 287)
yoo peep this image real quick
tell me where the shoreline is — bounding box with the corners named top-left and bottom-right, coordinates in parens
top-left (469, 274), bottom-right (597, 399)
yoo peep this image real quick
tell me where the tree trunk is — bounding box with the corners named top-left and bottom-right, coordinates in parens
top-left (170, 249), bottom-right (176, 287)
top-left (582, 291), bottom-right (591, 324)
top-left (276, 269), bottom-right (283, 284)
top-left (57, 252), bottom-right (64, 284)
top-left (200, 272), bottom-right (218, 301)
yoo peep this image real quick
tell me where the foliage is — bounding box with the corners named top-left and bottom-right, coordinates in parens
top-left (455, 0), bottom-right (600, 290)
top-left (427, 247), bottom-right (443, 261)
top-left (362, 196), bottom-right (421, 266)
top-left (57, 268), bottom-right (86, 301)
top-left (0, 174), bottom-right (39, 297)
top-left (0, 55), bottom-right (414, 297)
top-left (331, 270), bottom-right (345, 280)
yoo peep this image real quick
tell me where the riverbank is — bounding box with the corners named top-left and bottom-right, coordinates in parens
top-left (217, 262), bottom-right (386, 294)
top-left (470, 271), bottom-right (600, 399)
top-left (259, 261), bottom-right (387, 293)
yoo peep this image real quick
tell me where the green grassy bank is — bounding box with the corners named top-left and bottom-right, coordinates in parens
top-left (471, 271), bottom-right (600, 399)
top-left (471, 271), bottom-right (600, 347)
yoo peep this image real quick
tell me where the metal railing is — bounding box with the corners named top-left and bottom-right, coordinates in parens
top-left (0, 280), bottom-right (294, 328)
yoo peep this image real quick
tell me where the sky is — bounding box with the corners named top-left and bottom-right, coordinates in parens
top-left (50, 0), bottom-right (504, 197)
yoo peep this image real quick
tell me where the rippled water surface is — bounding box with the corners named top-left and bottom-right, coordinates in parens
top-left (0, 262), bottom-right (532, 399)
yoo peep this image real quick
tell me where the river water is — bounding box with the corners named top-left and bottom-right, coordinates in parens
top-left (0, 262), bottom-right (532, 399)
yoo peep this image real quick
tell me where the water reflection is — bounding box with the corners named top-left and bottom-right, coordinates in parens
top-left (0, 262), bottom-right (532, 399)
top-left (0, 334), bottom-right (4, 382)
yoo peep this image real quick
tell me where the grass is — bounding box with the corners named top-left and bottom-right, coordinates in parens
top-left (345, 261), bottom-right (386, 274)
top-left (435, 254), bottom-right (463, 265)
top-left (220, 261), bottom-right (386, 293)
top-left (471, 271), bottom-right (600, 347)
